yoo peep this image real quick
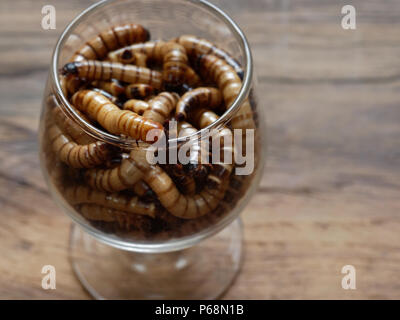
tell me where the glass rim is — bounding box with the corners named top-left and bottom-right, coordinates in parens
top-left (51, 0), bottom-right (253, 147)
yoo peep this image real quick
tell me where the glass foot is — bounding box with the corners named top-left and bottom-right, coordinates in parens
top-left (69, 219), bottom-right (243, 299)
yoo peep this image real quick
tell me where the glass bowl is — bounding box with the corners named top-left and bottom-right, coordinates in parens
top-left (39, 0), bottom-right (265, 299)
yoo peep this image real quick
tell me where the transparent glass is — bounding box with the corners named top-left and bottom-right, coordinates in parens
top-left (39, 0), bottom-right (265, 299)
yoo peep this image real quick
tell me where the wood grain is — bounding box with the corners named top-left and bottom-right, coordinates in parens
top-left (0, 0), bottom-right (399, 299)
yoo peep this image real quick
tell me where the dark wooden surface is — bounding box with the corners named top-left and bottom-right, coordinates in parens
top-left (1, 0), bottom-right (400, 299)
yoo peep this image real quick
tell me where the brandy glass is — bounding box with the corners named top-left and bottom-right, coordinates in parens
top-left (39, 0), bottom-right (265, 299)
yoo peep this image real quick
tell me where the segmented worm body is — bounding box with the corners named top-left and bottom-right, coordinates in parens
top-left (62, 61), bottom-right (162, 89)
top-left (92, 88), bottom-right (119, 104)
top-left (174, 35), bottom-right (244, 79)
top-left (131, 148), bottom-right (231, 219)
top-left (108, 41), bottom-right (200, 87)
top-left (71, 90), bottom-right (163, 142)
top-left (175, 87), bottom-right (221, 121)
top-left (72, 23), bottom-right (150, 62)
top-left (51, 103), bottom-right (95, 145)
top-left (125, 83), bottom-right (154, 99)
top-left (164, 164), bottom-right (196, 196)
top-left (196, 54), bottom-right (255, 130)
top-left (84, 153), bottom-right (143, 192)
top-left (189, 108), bottom-right (234, 187)
top-left (78, 204), bottom-right (151, 230)
top-left (47, 122), bottom-right (111, 168)
top-left (142, 92), bottom-right (179, 123)
top-left (123, 99), bottom-right (150, 115)
top-left (92, 80), bottom-right (125, 97)
top-left (64, 185), bottom-right (155, 217)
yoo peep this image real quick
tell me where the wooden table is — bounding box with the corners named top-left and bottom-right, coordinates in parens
top-left (1, 0), bottom-right (399, 299)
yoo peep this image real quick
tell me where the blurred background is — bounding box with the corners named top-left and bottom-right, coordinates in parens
top-left (0, 0), bottom-right (399, 299)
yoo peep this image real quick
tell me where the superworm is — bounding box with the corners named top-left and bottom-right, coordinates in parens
top-left (174, 35), bottom-right (244, 79)
top-left (72, 23), bottom-right (150, 62)
top-left (189, 108), bottom-right (234, 187)
top-left (123, 99), bottom-right (150, 115)
top-left (131, 148), bottom-right (231, 219)
top-left (47, 122), bottom-right (111, 168)
top-left (132, 180), bottom-right (152, 197)
top-left (84, 153), bottom-right (143, 192)
top-left (78, 204), bottom-right (152, 230)
top-left (195, 54), bottom-right (255, 130)
top-left (92, 80), bottom-right (125, 97)
top-left (108, 40), bottom-right (165, 63)
top-left (71, 90), bottom-right (163, 142)
top-left (142, 92), bottom-right (180, 123)
top-left (133, 159), bottom-right (229, 219)
top-left (111, 50), bottom-right (147, 67)
top-left (165, 164), bottom-right (196, 196)
top-left (62, 60), bottom-right (162, 89)
top-left (175, 87), bottom-right (221, 121)
top-left (64, 185), bottom-right (155, 217)
top-left (108, 41), bottom-right (200, 87)
top-left (125, 83), bottom-right (154, 99)
top-left (92, 88), bottom-right (119, 104)
top-left (51, 103), bottom-right (95, 145)
top-left (60, 75), bottom-right (84, 96)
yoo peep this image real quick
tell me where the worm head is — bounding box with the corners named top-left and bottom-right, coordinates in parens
top-left (62, 62), bottom-right (78, 76)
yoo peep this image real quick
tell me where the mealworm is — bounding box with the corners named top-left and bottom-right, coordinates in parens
top-left (125, 83), bottom-right (154, 99)
top-left (142, 92), bottom-right (180, 123)
top-left (174, 35), bottom-right (244, 79)
top-left (84, 153), bottom-right (142, 192)
top-left (108, 40), bottom-right (165, 63)
top-left (71, 90), bottom-right (163, 142)
top-left (60, 75), bottom-right (84, 96)
top-left (164, 163), bottom-right (196, 196)
top-left (78, 204), bottom-right (152, 231)
top-left (123, 99), bottom-right (150, 115)
top-left (72, 23), bottom-right (150, 62)
top-left (51, 103), bottom-right (95, 145)
top-left (161, 42), bottom-right (191, 91)
top-left (62, 60), bottom-right (162, 89)
top-left (195, 54), bottom-right (255, 130)
top-left (92, 88), bottom-right (119, 104)
top-left (188, 108), bottom-right (234, 187)
top-left (177, 121), bottom-right (197, 138)
top-left (47, 121), bottom-right (111, 168)
top-left (175, 87), bottom-right (221, 121)
top-left (92, 80), bottom-right (125, 97)
top-left (108, 41), bottom-right (200, 87)
top-left (132, 180), bottom-right (151, 197)
top-left (64, 185), bottom-right (155, 217)
top-left (131, 158), bottom-right (230, 219)
top-left (111, 50), bottom-right (147, 66)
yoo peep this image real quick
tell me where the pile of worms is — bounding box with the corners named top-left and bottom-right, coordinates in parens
top-left (42, 23), bottom-right (260, 240)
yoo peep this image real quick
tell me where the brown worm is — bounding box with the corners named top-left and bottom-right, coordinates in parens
top-left (62, 60), bottom-right (162, 89)
top-left (78, 204), bottom-right (152, 230)
top-left (142, 92), bottom-right (180, 123)
top-left (188, 108), bottom-right (234, 187)
top-left (60, 75), bottom-right (84, 96)
top-left (108, 41), bottom-right (200, 87)
top-left (108, 40), bottom-right (165, 63)
top-left (132, 180), bottom-right (152, 197)
top-left (123, 99), bottom-right (150, 115)
top-left (71, 90), bottom-right (163, 142)
top-left (125, 83), bottom-right (154, 99)
top-left (174, 34), bottom-right (244, 79)
top-left (131, 148), bottom-right (232, 219)
top-left (50, 102), bottom-right (95, 145)
top-left (72, 23), bottom-right (150, 62)
top-left (92, 80), bottom-right (125, 97)
top-left (164, 163), bottom-right (196, 196)
top-left (195, 54), bottom-right (255, 130)
top-left (47, 121), bottom-right (111, 168)
top-left (175, 87), bottom-right (221, 121)
top-left (84, 152), bottom-right (143, 192)
top-left (92, 88), bottom-right (119, 104)
top-left (64, 185), bottom-right (155, 217)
